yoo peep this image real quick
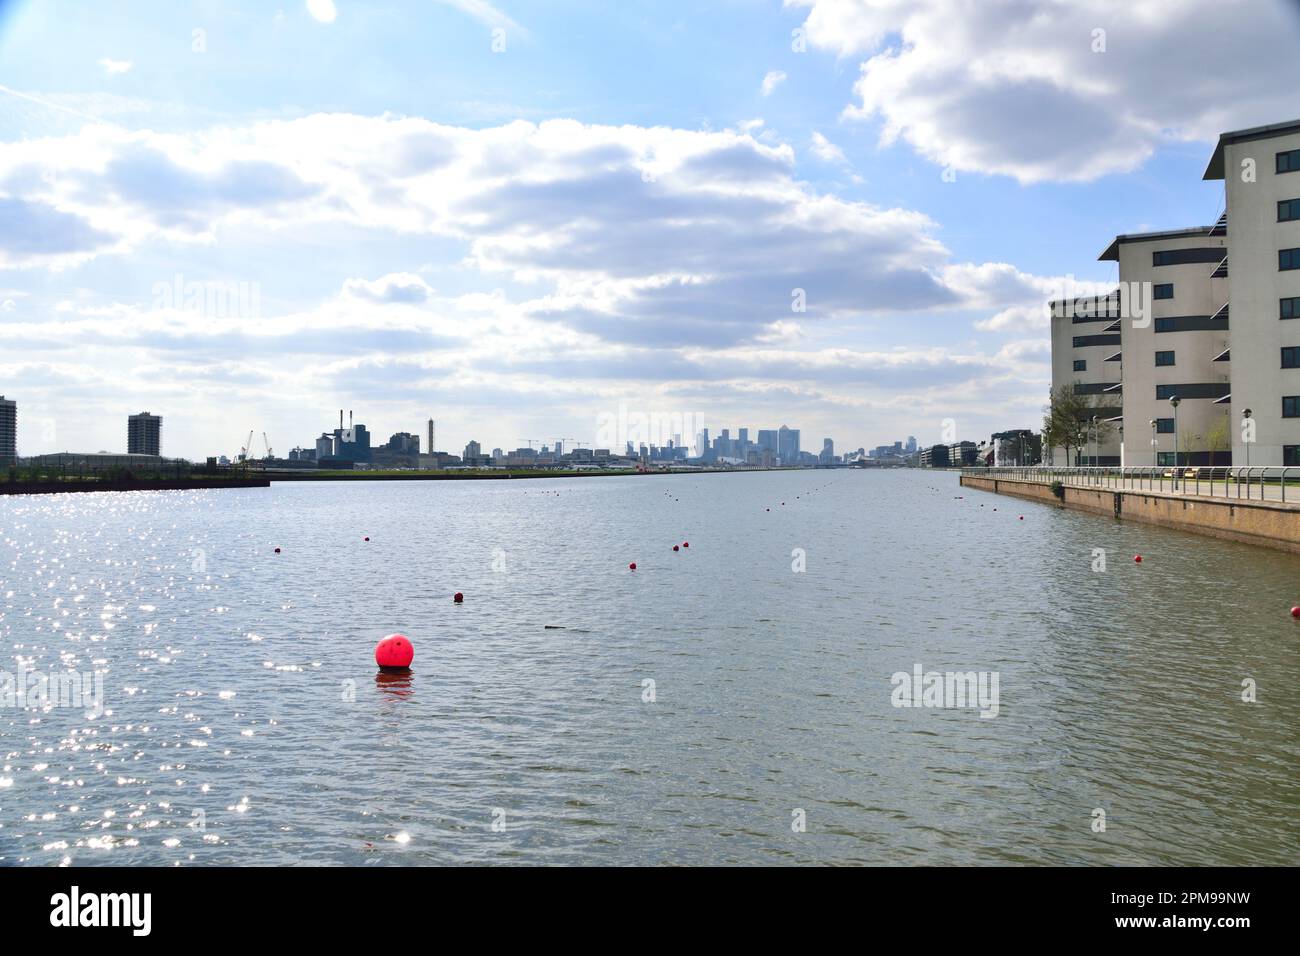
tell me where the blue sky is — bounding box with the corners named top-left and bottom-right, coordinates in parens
top-left (1, 0), bottom-right (1298, 459)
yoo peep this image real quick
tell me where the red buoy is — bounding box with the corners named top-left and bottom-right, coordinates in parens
top-left (1019, 516), bottom-right (1024, 520)
top-left (453, 592), bottom-right (464, 603)
top-left (1134, 555), bottom-right (1142, 563)
top-left (1291, 606), bottom-right (1300, 619)
top-left (375, 633), bottom-right (414, 670)
top-left (274, 547), bottom-right (281, 554)
top-left (629, 562), bottom-right (637, 571)
top-left (364, 536), bottom-right (370, 542)
top-left (673, 545), bottom-right (679, 552)
top-left (682, 542), bottom-right (689, 548)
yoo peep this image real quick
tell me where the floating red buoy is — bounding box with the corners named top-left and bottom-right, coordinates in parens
top-left (453, 592), bottom-right (464, 603)
top-left (629, 562), bottom-right (637, 571)
top-left (364, 536), bottom-right (370, 542)
top-left (375, 633), bottom-right (414, 670)
top-left (1019, 516), bottom-right (1024, 520)
top-left (1291, 606), bottom-right (1300, 619)
top-left (682, 542), bottom-right (689, 548)
top-left (274, 547), bottom-right (281, 554)
top-left (673, 545), bottom-right (679, 552)
top-left (1134, 555), bottom-right (1143, 563)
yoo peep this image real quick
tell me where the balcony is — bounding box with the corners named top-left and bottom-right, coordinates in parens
top-left (1211, 255), bottom-right (1228, 278)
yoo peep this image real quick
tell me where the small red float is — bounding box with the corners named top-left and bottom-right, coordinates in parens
top-left (364, 536), bottom-right (370, 542)
top-left (673, 545), bottom-right (679, 552)
top-left (453, 592), bottom-right (464, 603)
top-left (628, 562), bottom-right (637, 571)
top-left (1291, 606), bottom-right (1300, 619)
top-left (274, 547), bottom-right (281, 554)
top-left (682, 542), bottom-right (689, 548)
top-left (1134, 555), bottom-right (1143, 563)
top-left (375, 633), bottom-right (414, 670)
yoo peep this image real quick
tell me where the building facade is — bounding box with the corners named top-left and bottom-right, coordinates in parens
top-left (1205, 120), bottom-right (1300, 465)
top-left (127, 412), bottom-right (162, 456)
top-left (0, 395), bottom-right (15, 468)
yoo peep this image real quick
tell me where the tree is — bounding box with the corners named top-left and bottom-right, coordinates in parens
top-left (1044, 384), bottom-right (1113, 465)
top-left (1204, 413), bottom-right (1230, 465)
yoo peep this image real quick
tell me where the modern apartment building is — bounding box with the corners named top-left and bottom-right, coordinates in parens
top-left (1049, 116), bottom-right (1300, 467)
top-left (1101, 228), bottom-right (1230, 466)
top-left (0, 395), bottom-right (15, 468)
top-left (1048, 290), bottom-right (1123, 464)
top-left (128, 411), bottom-right (162, 456)
top-left (1204, 119), bottom-right (1300, 465)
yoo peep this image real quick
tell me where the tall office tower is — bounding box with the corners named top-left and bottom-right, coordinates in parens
top-left (1204, 120), bottom-right (1300, 464)
top-left (821, 438), bottom-right (834, 461)
top-left (777, 425), bottom-right (800, 462)
top-left (757, 429), bottom-right (778, 453)
top-left (698, 428), bottom-right (709, 456)
top-left (906, 435), bottom-right (917, 453)
top-left (427, 418), bottom-right (436, 455)
top-left (0, 395), bottom-right (15, 468)
top-left (128, 412), bottom-right (162, 456)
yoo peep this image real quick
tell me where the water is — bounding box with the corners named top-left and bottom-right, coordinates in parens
top-left (1, 470), bottom-right (1297, 866)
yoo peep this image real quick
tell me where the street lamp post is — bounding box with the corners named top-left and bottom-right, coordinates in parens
top-left (1170, 395), bottom-right (1181, 490)
top-left (1090, 415), bottom-right (1098, 474)
top-left (1150, 418), bottom-right (1158, 468)
top-left (1243, 408), bottom-right (1252, 466)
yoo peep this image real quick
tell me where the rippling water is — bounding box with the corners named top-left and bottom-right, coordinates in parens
top-left (1, 470), bottom-right (1297, 866)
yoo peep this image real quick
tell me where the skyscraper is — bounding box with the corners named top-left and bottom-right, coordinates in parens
top-left (777, 425), bottom-right (800, 462)
top-left (128, 412), bottom-right (162, 456)
top-left (0, 396), bottom-right (15, 468)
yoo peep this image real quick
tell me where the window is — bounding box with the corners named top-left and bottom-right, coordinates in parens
top-left (1153, 248), bottom-right (1227, 267)
top-left (1155, 351), bottom-right (1175, 367)
top-left (1156, 383), bottom-right (1231, 400)
top-left (1156, 419), bottom-right (1175, 434)
top-left (1278, 149), bottom-right (1300, 175)
top-left (1283, 297), bottom-right (1300, 320)
top-left (1281, 248), bottom-right (1300, 271)
top-left (1073, 359), bottom-right (1086, 372)
top-left (1285, 347), bottom-right (1300, 369)
top-left (1286, 446), bottom-right (1300, 466)
top-left (1156, 452), bottom-right (1176, 467)
top-left (1153, 283), bottom-right (1174, 299)
top-left (1281, 199), bottom-right (1300, 222)
top-left (1284, 396), bottom-right (1300, 418)
top-left (1073, 334), bottom-right (1121, 347)
top-left (1154, 315), bottom-right (1227, 333)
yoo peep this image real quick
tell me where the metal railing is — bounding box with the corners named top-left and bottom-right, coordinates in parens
top-left (961, 465), bottom-right (1300, 503)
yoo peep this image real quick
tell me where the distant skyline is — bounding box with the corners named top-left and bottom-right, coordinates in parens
top-left (3, 1), bottom-right (1300, 459)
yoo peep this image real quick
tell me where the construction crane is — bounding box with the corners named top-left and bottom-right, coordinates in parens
top-left (262, 432), bottom-right (274, 460)
top-left (238, 430), bottom-right (254, 462)
top-left (517, 438), bottom-right (542, 450)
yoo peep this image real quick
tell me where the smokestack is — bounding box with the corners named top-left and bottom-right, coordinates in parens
top-left (339, 409), bottom-right (343, 431)
top-left (349, 410), bottom-right (353, 429)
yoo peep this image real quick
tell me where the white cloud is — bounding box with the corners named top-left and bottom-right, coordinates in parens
top-left (305, 0), bottom-right (337, 24)
top-left (760, 70), bottom-right (787, 96)
top-left (809, 131), bottom-right (846, 165)
top-left (98, 58), bottom-right (133, 76)
top-left (435, 0), bottom-right (529, 38)
top-left (788, 0), bottom-right (1300, 182)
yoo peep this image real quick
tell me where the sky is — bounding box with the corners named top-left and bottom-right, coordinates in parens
top-left (1, 0), bottom-right (1299, 460)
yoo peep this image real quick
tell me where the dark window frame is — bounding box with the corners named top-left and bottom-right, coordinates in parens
top-left (1278, 149), bottom-right (1300, 175)
top-left (1282, 248), bottom-right (1300, 271)
top-left (1153, 283), bottom-right (1174, 300)
top-left (1156, 418), bottom-right (1175, 434)
top-left (1281, 198), bottom-right (1300, 223)
top-left (1284, 346), bottom-right (1300, 369)
top-left (1286, 445), bottom-right (1300, 466)
top-left (1283, 296), bottom-right (1300, 320)
top-left (1072, 359), bottom-right (1086, 372)
top-left (1155, 351), bottom-right (1176, 367)
top-left (1284, 396), bottom-right (1300, 418)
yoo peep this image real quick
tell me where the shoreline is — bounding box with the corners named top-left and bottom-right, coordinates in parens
top-left (0, 477), bottom-right (271, 496)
